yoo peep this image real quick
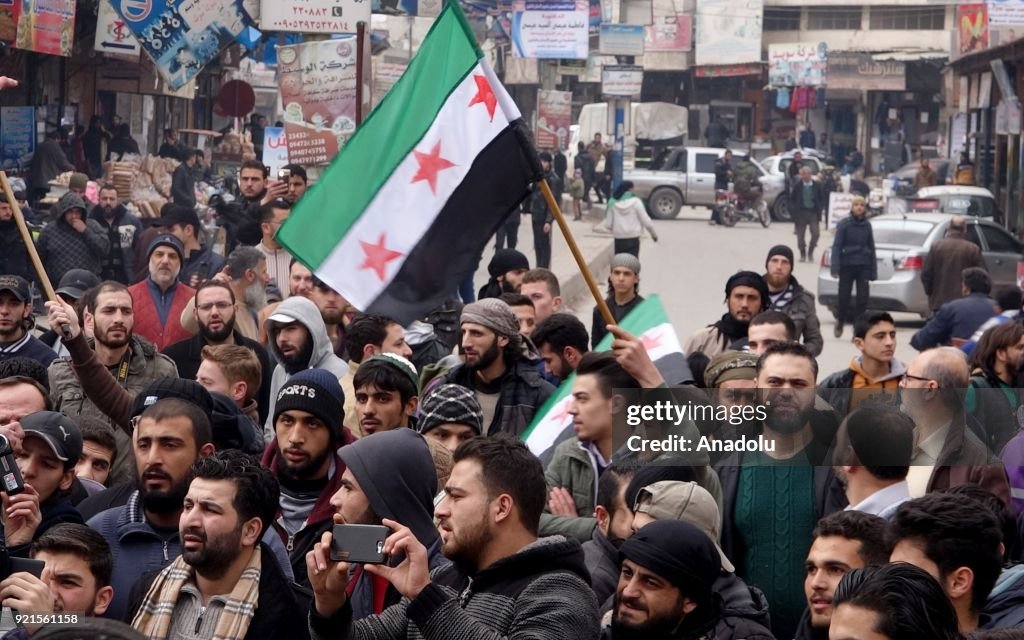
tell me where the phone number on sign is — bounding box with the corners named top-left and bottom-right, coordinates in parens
top-left (14, 614), bottom-right (79, 625)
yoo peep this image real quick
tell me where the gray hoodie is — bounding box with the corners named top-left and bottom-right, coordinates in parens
top-left (263, 296), bottom-right (349, 440)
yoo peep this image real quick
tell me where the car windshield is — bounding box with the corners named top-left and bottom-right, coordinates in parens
top-left (779, 158), bottom-right (819, 175)
top-left (871, 220), bottom-right (937, 246)
top-left (934, 194), bottom-right (996, 217)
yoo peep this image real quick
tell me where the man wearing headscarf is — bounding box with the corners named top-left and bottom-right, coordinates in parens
top-left (684, 271), bottom-right (770, 359)
top-left (440, 298), bottom-right (555, 436)
top-left (478, 249), bottom-right (530, 300)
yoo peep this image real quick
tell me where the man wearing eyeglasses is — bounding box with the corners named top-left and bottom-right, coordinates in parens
top-left (162, 281), bottom-right (272, 423)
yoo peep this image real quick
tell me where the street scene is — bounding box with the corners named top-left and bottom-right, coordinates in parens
top-left (0, 0), bottom-right (1023, 639)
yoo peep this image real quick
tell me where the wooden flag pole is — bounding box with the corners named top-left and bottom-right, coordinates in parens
top-left (0, 171), bottom-right (69, 336)
top-left (538, 178), bottom-right (615, 327)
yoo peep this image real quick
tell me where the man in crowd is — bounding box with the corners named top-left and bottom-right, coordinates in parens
top-left (500, 293), bottom-right (536, 337)
top-left (833, 405), bottom-right (913, 520)
top-left (524, 155), bottom-right (556, 269)
top-left (520, 268), bottom-right (562, 324)
top-left (738, 310), bottom-right (795, 355)
top-left (684, 271), bottom-right (769, 359)
top-left (305, 436), bottom-right (600, 640)
top-left (763, 244), bottom-right (822, 355)
top-left (282, 164), bottom-right (308, 204)
top-left (256, 259), bottom-right (318, 346)
top-left (263, 296), bottom-right (349, 438)
top-left (47, 282), bottom-right (178, 486)
top-left (968, 322), bottom-right (1024, 453)
top-left (38, 269), bottom-right (100, 359)
top-left (255, 200), bottom-right (293, 293)
top-left (922, 216), bottom-right (986, 314)
top-left (441, 298), bottom-right (554, 437)
top-left (161, 204), bottom-right (224, 287)
top-left (0, 276), bottom-right (56, 366)
top-left (330, 429), bottom-right (444, 620)
top-left (916, 157), bottom-right (939, 189)
top-left (237, 160), bottom-right (270, 212)
top-left (89, 184), bottom-right (141, 285)
top-left (581, 459), bottom-right (639, 606)
top-left (0, 195), bottom-right (34, 284)
top-left (532, 313), bottom-right (589, 382)
top-left (127, 234), bottom-right (194, 351)
top-left (163, 281), bottom-right (271, 421)
top-left (788, 165), bottom-right (825, 263)
top-left (417, 384), bottom-right (483, 453)
top-left (795, 511), bottom-right (892, 640)
top-left (157, 129), bottom-right (185, 161)
top-left (913, 267), bottom-right (997, 350)
top-left (128, 450), bottom-right (303, 638)
top-left (353, 355), bottom-right (419, 435)
top-left (340, 313), bottom-right (413, 433)
top-left (170, 148), bottom-right (198, 207)
top-left (183, 246), bottom-right (269, 343)
top-left (477, 249), bottom-right (529, 300)
top-left (899, 346), bottom-right (1010, 501)
top-left (889, 492), bottom-right (1003, 636)
top-left (962, 285), bottom-right (1022, 355)
top-left (30, 130), bottom-right (74, 201)
top-left (76, 419), bottom-right (116, 487)
top-left (196, 344), bottom-right (263, 422)
top-left (38, 193), bottom-right (109, 287)
top-left (819, 311), bottom-right (906, 416)
top-left (591, 254), bottom-right (644, 349)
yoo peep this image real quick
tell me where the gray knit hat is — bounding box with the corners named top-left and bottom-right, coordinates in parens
top-left (418, 384), bottom-right (483, 435)
top-left (611, 253), bottom-right (641, 275)
top-left (461, 298), bottom-right (527, 356)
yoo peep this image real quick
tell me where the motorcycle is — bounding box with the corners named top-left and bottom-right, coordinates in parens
top-left (716, 185), bottom-right (770, 228)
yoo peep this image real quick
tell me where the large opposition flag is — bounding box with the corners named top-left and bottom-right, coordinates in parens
top-left (523, 295), bottom-right (689, 459)
top-left (277, 3), bottom-right (537, 326)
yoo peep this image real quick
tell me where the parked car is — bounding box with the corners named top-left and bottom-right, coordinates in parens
top-left (818, 213), bottom-right (1021, 318)
top-left (624, 146), bottom-right (784, 220)
top-left (886, 158), bottom-right (952, 194)
top-left (911, 185), bottom-right (1001, 222)
top-left (760, 151), bottom-right (827, 222)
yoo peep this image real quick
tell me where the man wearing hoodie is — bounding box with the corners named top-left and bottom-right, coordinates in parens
top-left (330, 429), bottom-right (447, 620)
top-left (602, 180), bottom-right (658, 258)
top-left (262, 369), bottom-right (356, 586)
top-left (90, 184), bottom-right (141, 284)
top-left (818, 311), bottom-right (906, 417)
top-left (263, 296), bottom-right (350, 439)
top-left (763, 244), bottom-right (823, 355)
top-left (37, 192), bottom-right (110, 286)
top-left (684, 271), bottom-right (770, 359)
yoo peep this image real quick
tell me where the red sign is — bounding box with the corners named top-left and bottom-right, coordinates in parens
top-left (14, 0), bottom-right (76, 57)
top-left (958, 3), bottom-right (989, 55)
top-left (535, 90), bottom-right (572, 150)
top-left (695, 63), bottom-right (762, 78)
top-left (645, 15), bottom-right (691, 52)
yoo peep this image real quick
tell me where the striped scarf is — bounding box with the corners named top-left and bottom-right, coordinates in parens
top-left (770, 282), bottom-right (795, 311)
top-left (132, 547), bottom-right (261, 640)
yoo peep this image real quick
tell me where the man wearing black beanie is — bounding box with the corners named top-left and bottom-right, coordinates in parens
top-left (763, 243), bottom-right (823, 356)
top-left (683, 270), bottom-right (770, 359)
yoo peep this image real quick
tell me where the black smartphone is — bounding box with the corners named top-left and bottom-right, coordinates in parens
top-left (330, 524), bottom-right (390, 564)
top-left (9, 557), bottom-right (44, 578)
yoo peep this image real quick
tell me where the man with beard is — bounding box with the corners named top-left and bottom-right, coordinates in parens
top-left (685, 271), bottom-right (770, 359)
top-left (47, 282), bottom-right (178, 487)
top-left (161, 204), bottom-right (225, 288)
top-left (0, 275), bottom-right (56, 366)
top-left (440, 298), bottom-right (554, 437)
top-left (327, 429), bottom-right (446, 620)
top-left (263, 296), bottom-right (349, 439)
top-left (181, 246), bottom-right (269, 343)
top-left (88, 184), bottom-right (141, 284)
top-left (257, 259), bottom-right (317, 347)
top-left (127, 234), bottom-right (194, 351)
top-left (305, 435), bottom-right (599, 640)
top-left (86, 398), bottom-right (292, 621)
top-left (714, 342), bottom-right (845, 640)
top-left (261, 369), bottom-right (356, 587)
top-left (353, 355), bottom-right (419, 436)
top-left (477, 249), bottom-right (530, 300)
top-left (582, 458), bottom-right (641, 606)
top-left (37, 193), bottom-right (110, 287)
top-left (532, 313), bottom-right (589, 382)
top-left (163, 281), bottom-right (272, 422)
top-left (762, 245), bottom-right (822, 355)
top-left (127, 450), bottom-right (304, 640)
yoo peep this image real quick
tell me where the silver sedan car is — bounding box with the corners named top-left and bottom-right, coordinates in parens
top-left (817, 213), bottom-right (1023, 319)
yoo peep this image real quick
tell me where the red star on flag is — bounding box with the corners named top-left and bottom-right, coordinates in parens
top-left (468, 74), bottom-right (497, 122)
top-left (358, 232), bottom-right (403, 282)
top-left (411, 141), bottom-right (456, 194)
top-left (549, 399), bottom-right (572, 425)
top-left (640, 330), bottom-right (663, 352)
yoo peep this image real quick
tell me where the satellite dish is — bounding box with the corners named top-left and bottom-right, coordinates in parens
top-left (217, 80), bottom-right (256, 118)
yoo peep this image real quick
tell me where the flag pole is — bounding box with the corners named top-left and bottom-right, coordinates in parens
top-left (0, 171), bottom-right (70, 337)
top-left (538, 178), bottom-right (615, 327)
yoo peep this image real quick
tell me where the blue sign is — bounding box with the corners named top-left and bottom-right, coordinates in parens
top-left (1, 107), bottom-right (35, 170)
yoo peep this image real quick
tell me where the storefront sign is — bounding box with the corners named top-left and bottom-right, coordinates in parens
top-left (768, 42), bottom-right (827, 87)
top-left (645, 15), bottom-right (690, 52)
top-left (0, 0), bottom-right (15, 42)
top-left (262, 127), bottom-right (289, 176)
top-left (113, 0), bottom-right (256, 90)
top-left (0, 107), bottom-right (33, 171)
top-left (957, 3), bottom-right (989, 55)
top-left (827, 192), bottom-right (854, 230)
top-left (261, 0), bottom-right (370, 34)
top-left (511, 0), bottom-right (589, 60)
top-left (14, 0), bottom-right (76, 57)
top-left (372, 60), bottom-right (407, 108)
top-left (601, 64), bottom-right (643, 97)
top-left (694, 63), bottom-right (761, 78)
top-left (989, 0), bottom-right (1024, 25)
top-left (536, 89), bottom-right (572, 150)
top-left (278, 37), bottom-right (359, 166)
top-left (95, 0), bottom-right (140, 57)
top-left (599, 24), bottom-right (645, 56)
top-left (694, 0), bottom-right (761, 66)
top-left (827, 53), bottom-right (905, 91)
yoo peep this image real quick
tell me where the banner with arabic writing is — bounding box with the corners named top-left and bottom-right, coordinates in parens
top-left (768, 42), bottom-right (827, 88)
top-left (14, 0), bottom-right (75, 57)
top-left (511, 0), bottom-right (589, 59)
top-left (278, 38), bottom-right (359, 167)
top-left (827, 53), bottom-right (904, 91)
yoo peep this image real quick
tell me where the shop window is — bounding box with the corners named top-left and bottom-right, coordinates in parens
top-left (764, 7), bottom-right (800, 31)
top-left (807, 6), bottom-right (862, 30)
top-left (869, 6), bottom-right (944, 30)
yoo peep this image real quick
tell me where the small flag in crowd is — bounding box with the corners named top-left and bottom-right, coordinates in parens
top-left (277, 2), bottom-right (538, 326)
top-left (522, 295), bottom-right (687, 459)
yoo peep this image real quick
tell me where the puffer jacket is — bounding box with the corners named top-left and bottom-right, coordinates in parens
top-left (441, 357), bottom-right (555, 437)
top-left (830, 213), bottom-right (876, 273)
top-left (88, 203), bottom-right (142, 284)
top-left (37, 193), bottom-right (110, 285)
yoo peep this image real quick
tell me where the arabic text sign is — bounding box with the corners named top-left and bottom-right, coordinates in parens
top-left (261, 0), bottom-right (370, 34)
top-left (694, 0), bottom-right (761, 66)
top-left (14, 0), bottom-right (76, 57)
top-left (536, 90), bottom-right (572, 150)
top-left (262, 127), bottom-right (289, 176)
top-left (95, 0), bottom-right (140, 56)
top-left (0, 107), bottom-right (34, 170)
top-left (827, 192), bottom-right (854, 230)
top-left (989, 0), bottom-right (1024, 25)
top-left (512, 0), bottom-right (589, 60)
top-left (599, 24), bottom-right (645, 56)
top-left (768, 42), bottom-right (827, 87)
top-left (602, 65), bottom-right (643, 97)
top-left (0, 0), bottom-right (14, 42)
top-left (113, 0), bottom-right (255, 91)
top-left (645, 14), bottom-right (690, 52)
top-left (827, 53), bottom-right (904, 91)
top-left (278, 38), bottom-right (359, 166)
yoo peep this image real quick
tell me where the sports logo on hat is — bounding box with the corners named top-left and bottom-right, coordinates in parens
top-left (279, 384), bottom-right (317, 400)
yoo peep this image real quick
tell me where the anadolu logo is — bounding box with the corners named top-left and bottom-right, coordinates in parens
top-left (120, 0), bottom-right (151, 23)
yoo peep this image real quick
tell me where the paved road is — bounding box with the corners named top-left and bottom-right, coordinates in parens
top-left (564, 205), bottom-right (925, 378)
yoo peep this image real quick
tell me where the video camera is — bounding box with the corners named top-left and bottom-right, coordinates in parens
top-left (0, 434), bottom-right (24, 496)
